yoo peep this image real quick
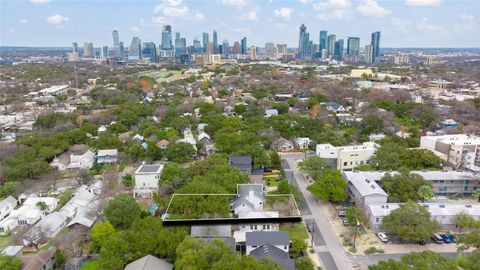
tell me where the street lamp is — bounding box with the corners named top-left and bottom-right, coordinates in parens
top-left (353, 220), bottom-right (360, 247)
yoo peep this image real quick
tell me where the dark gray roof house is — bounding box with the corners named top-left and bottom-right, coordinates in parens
top-left (250, 244), bottom-right (295, 270)
top-left (228, 156), bottom-right (253, 174)
top-left (246, 231), bottom-right (289, 247)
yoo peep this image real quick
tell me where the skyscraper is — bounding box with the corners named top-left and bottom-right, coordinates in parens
top-left (161, 25), bottom-right (173, 50)
top-left (371, 31), bottom-right (381, 62)
top-left (334, 39), bottom-right (344, 61)
top-left (72, 42), bottom-right (78, 53)
top-left (119, 42), bottom-right (124, 58)
top-left (319, 31), bottom-right (327, 51)
top-left (241, 37), bottom-right (247, 55)
top-left (231, 41), bottom-right (241, 55)
top-left (202, 32), bottom-right (209, 53)
top-left (298, 24), bottom-right (306, 52)
top-left (212, 30), bottom-right (218, 54)
top-left (327, 34), bottom-right (336, 57)
top-left (128, 37), bottom-right (142, 60)
top-left (364, 44), bottom-right (373, 63)
top-left (222, 40), bottom-right (230, 56)
top-left (248, 46), bottom-right (256, 59)
top-left (83, 42), bottom-right (89, 57)
top-left (347, 37), bottom-right (360, 56)
top-left (265, 42), bottom-right (276, 58)
top-left (143, 42), bottom-right (157, 62)
top-left (101, 46), bottom-right (109, 59)
top-left (276, 44), bottom-right (287, 55)
top-left (112, 30), bottom-right (121, 59)
top-left (193, 37), bottom-right (202, 53)
top-left (175, 32), bottom-right (182, 55)
top-left (298, 24), bottom-right (312, 59)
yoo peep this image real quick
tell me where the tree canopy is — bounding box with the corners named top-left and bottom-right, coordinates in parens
top-left (307, 169), bottom-right (347, 202)
top-left (381, 171), bottom-right (432, 202)
top-left (104, 195), bottom-right (142, 229)
top-left (298, 156), bottom-right (327, 180)
top-left (368, 251), bottom-right (457, 270)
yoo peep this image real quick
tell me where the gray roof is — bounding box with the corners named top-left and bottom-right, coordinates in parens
top-left (202, 237), bottom-right (236, 248)
top-left (232, 184), bottom-right (265, 209)
top-left (136, 164), bottom-right (162, 174)
top-left (190, 225), bottom-right (232, 238)
top-left (0, 196), bottom-right (17, 209)
top-left (229, 156), bottom-right (252, 165)
top-left (124, 255), bottom-right (173, 270)
top-left (250, 244), bottom-right (295, 270)
top-left (246, 231), bottom-right (289, 246)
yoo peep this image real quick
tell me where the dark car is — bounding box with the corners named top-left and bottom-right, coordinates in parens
top-left (446, 234), bottom-right (456, 243)
top-left (263, 168), bottom-right (273, 172)
top-left (418, 239), bottom-right (426, 245)
top-left (439, 234), bottom-right (452, 244)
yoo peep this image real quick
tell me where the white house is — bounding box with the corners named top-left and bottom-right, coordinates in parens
top-left (231, 184), bottom-right (265, 216)
top-left (316, 142), bottom-right (378, 171)
top-left (272, 138), bottom-right (294, 152)
top-left (367, 203), bottom-right (480, 232)
top-left (293, 137), bottom-right (311, 150)
top-left (134, 164), bottom-right (164, 198)
top-left (68, 149), bottom-right (95, 170)
top-left (0, 196), bottom-right (17, 221)
top-left (23, 212), bottom-right (68, 246)
top-left (342, 171), bottom-right (388, 206)
top-left (50, 145), bottom-right (95, 171)
top-left (264, 108), bottom-right (278, 118)
top-left (245, 231), bottom-right (290, 255)
top-left (96, 149), bottom-right (118, 164)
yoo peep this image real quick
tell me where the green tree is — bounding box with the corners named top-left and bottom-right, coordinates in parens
top-left (458, 249), bottom-right (480, 270)
top-left (36, 201), bottom-right (48, 211)
top-left (359, 114), bottom-right (384, 135)
top-left (160, 162), bottom-right (187, 187)
top-left (291, 236), bottom-right (308, 254)
top-left (382, 201), bottom-right (440, 242)
top-left (0, 256), bottom-right (21, 270)
top-left (307, 169), bottom-right (348, 202)
top-left (166, 142), bottom-right (196, 163)
top-left (417, 185), bottom-right (434, 203)
top-left (295, 257), bottom-right (314, 270)
top-left (453, 212), bottom-right (479, 233)
top-left (270, 151), bottom-right (281, 170)
top-left (104, 195), bottom-right (141, 229)
top-left (272, 102), bottom-right (289, 114)
top-left (91, 221), bottom-right (116, 250)
top-left (473, 189), bottom-right (480, 202)
top-left (346, 206), bottom-right (363, 226)
top-left (382, 171), bottom-right (432, 202)
top-left (368, 251), bottom-right (457, 270)
top-left (298, 156), bottom-right (327, 180)
top-left (457, 229), bottom-right (480, 251)
top-left (54, 249), bottom-right (66, 270)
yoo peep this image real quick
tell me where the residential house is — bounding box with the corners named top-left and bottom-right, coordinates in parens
top-left (245, 231), bottom-right (290, 255)
top-left (20, 248), bottom-right (56, 270)
top-left (293, 137), bottom-right (311, 150)
top-left (342, 171), bottom-right (388, 208)
top-left (0, 196), bottom-right (17, 221)
top-left (368, 133), bottom-right (386, 142)
top-left (440, 119), bottom-right (458, 129)
top-left (229, 156), bottom-right (253, 174)
top-left (132, 134), bottom-right (145, 143)
top-left (198, 132), bottom-right (215, 155)
top-left (133, 164), bottom-right (164, 198)
top-left (265, 108), bottom-right (278, 118)
top-left (272, 138), bottom-right (294, 152)
top-left (59, 185), bottom-right (101, 228)
top-left (420, 134), bottom-right (480, 171)
top-left (177, 128), bottom-right (198, 153)
top-left (324, 102), bottom-right (346, 113)
top-left (231, 184), bottom-right (265, 216)
top-left (190, 225), bottom-right (235, 248)
top-left (124, 255), bottom-right (173, 270)
top-left (250, 243), bottom-right (295, 270)
top-left (50, 145), bottom-right (95, 171)
top-left (96, 149), bottom-right (118, 164)
top-left (367, 203), bottom-right (480, 232)
top-left (316, 142), bottom-right (378, 171)
top-left (155, 139), bottom-right (170, 150)
top-left (23, 212), bottom-right (68, 246)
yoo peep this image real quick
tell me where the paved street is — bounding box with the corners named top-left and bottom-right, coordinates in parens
top-left (281, 153), bottom-right (353, 270)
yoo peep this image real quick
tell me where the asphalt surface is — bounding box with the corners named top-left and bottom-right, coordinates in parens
top-left (319, 252), bottom-right (339, 270)
top-left (304, 218), bottom-right (326, 246)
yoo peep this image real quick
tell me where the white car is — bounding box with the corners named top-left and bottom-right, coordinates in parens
top-left (377, 232), bottom-right (388, 243)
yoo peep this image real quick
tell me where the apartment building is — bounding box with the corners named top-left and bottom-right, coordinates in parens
top-left (420, 134), bottom-right (480, 171)
top-left (316, 142), bottom-right (378, 171)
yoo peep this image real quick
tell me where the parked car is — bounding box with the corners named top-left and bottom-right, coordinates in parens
top-left (338, 210), bottom-right (346, 217)
top-left (440, 234), bottom-right (452, 244)
top-left (377, 232), bottom-right (388, 243)
top-left (431, 233), bottom-right (444, 244)
top-left (306, 150), bottom-right (315, 155)
top-left (263, 168), bottom-right (273, 172)
top-left (418, 239), bottom-right (426, 245)
top-left (307, 222), bottom-right (315, 233)
top-left (341, 218), bottom-right (349, 226)
top-left (447, 234), bottom-right (456, 243)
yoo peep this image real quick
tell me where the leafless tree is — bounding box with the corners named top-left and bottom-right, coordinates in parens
top-left (23, 226), bottom-right (48, 250)
top-left (75, 169), bottom-right (93, 186)
top-left (59, 226), bottom-right (90, 258)
top-left (102, 167), bottom-right (118, 198)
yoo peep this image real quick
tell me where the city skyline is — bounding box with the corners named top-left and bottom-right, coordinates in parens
top-left (1, 0), bottom-right (480, 48)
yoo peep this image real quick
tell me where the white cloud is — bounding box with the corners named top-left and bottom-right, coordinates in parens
top-left (232, 27), bottom-right (251, 35)
top-left (314, 0), bottom-right (352, 20)
top-left (151, 16), bottom-right (170, 26)
top-left (297, 0), bottom-right (312, 4)
top-left (243, 10), bottom-right (258, 21)
top-left (458, 14), bottom-right (476, 30)
top-left (130, 26), bottom-right (140, 32)
top-left (153, 0), bottom-right (204, 23)
top-left (406, 0), bottom-right (441, 6)
top-left (357, 0), bottom-right (391, 17)
top-left (31, 0), bottom-right (51, 4)
top-left (274, 8), bottom-right (293, 21)
top-left (218, 0), bottom-right (248, 7)
top-left (391, 17), bottom-right (410, 33)
top-left (46, 14), bottom-right (69, 25)
top-left (417, 17), bottom-right (442, 32)
top-left (19, 18), bottom-right (28, 24)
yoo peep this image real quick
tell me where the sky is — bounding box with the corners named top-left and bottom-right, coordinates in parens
top-left (1, 0), bottom-right (480, 48)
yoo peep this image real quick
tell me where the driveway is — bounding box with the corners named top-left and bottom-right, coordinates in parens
top-left (281, 153), bottom-right (354, 270)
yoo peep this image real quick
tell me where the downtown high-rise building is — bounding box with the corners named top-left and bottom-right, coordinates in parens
top-left (248, 46), bottom-right (256, 59)
top-left (72, 42), bottom-right (78, 53)
top-left (276, 44), bottom-right (287, 55)
top-left (347, 37), bottom-right (360, 56)
top-left (265, 42), bottom-right (276, 58)
top-left (371, 31), bottom-right (381, 62)
top-left (241, 37), bottom-right (247, 55)
top-left (327, 34), bottom-right (336, 57)
top-left (364, 44), bottom-right (373, 63)
top-left (231, 41), bottom-right (241, 55)
top-left (222, 39), bottom-right (230, 56)
top-left (83, 42), bottom-right (89, 57)
top-left (334, 39), bottom-right (344, 61)
top-left (101, 46), bottom-right (109, 59)
top-left (143, 42), bottom-right (157, 62)
top-left (319, 30), bottom-right (327, 51)
top-left (119, 42), bottom-right (124, 58)
top-left (298, 24), bottom-right (312, 59)
top-left (193, 37), bottom-right (202, 53)
top-left (212, 30), bottom-right (218, 54)
top-left (112, 30), bottom-right (121, 59)
top-left (202, 32), bottom-right (209, 53)
top-left (161, 25), bottom-right (173, 50)
top-left (128, 37), bottom-right (142, 60)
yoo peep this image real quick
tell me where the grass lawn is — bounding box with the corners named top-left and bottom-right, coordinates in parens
top-left (0, 236), bottom-right (12, 250)
top-left (280, 223), bottom-right (309, 240)
top-left (81, 260), bottom-right (100, 270)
